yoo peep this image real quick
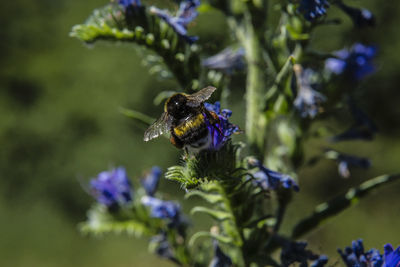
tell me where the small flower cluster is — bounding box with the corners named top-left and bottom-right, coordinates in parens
top-left (150, 0), bottom-right (200, 43)
top-left (280, 239), bottom-right (400, 267)
top-left (298, 0), bottom-right (330, 21)
top-left (88, 166), bottom-right (187, 263)
top-left (339, 239), bottom-right (400, 267)
top-left (325, 43), bottom-right (377, 81)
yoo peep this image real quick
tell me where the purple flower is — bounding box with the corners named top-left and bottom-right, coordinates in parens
top-left (384, 244), bottom-right (400, 267)
top-left (325, 43), bottom-right (377, 80)
top-left (141, 166), bottom-right (162, 196)
top-left (141, 196), bottom-right (183, 227)
top-left (249, 159), bottom-right (299, 192)
top-left (298, 0), bottom-right (330, 21)
top-left (202, 47), bottom-right (246, 74)
top-left (293, 65), bottom-right (326, 118)
top-left (209, 240), bottom-right (232, 267)
top-left (331, 101), bottom-right (378, 142)
top-left (150, 0), bottom-right (200, 43)
top-left (336, 2), bottom-right (375, 28)
top-left (204, 102), bottom-right (240, 150)
top-left (338, 239), bottom-right (384, 267)
top-left (89, 167), bottom-right (133, 209)
top-left (281, 240), bottom-right (328, 267)
top-left (117, 0), bottom-right (141, 8)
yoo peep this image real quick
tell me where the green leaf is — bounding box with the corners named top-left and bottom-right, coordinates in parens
top-left (188, 231), bottom-right (233, 247)
top-left (185, 190), bottom-right (224, 204)
top-left (79, 205), bottom-right (153, 237)
top-left (191, 206), bottom-right (232, 221)
top-left (119, 107), bottom-right (155, 126)
top-left (291, 173), bottom-right (400, 239)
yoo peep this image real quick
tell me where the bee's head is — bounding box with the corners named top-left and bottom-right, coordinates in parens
top-left (166, 93), bottom-right (189, 119)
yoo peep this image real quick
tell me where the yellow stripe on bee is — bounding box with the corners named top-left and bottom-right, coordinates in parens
top-left (174, 113), bottom-right (204, 137)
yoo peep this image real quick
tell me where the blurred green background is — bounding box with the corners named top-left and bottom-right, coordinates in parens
top-left (0, 0), bottom-right (399, 266)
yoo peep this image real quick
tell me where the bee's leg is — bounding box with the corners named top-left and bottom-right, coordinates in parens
top-left (170, 134), bottom-right (184, 149)
top-left (204, 110), bottom-right (227, 137)
top-left (204, 109), bottom-right (220, 124)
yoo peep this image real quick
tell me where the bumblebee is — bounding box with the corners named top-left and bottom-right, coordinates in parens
top-left (144, 86), bottom-right (220, 152)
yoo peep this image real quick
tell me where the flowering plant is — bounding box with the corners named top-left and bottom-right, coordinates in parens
top-left (71, 0), bottom-right (400, 266)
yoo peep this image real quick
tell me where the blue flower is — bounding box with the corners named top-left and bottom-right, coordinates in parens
top-left (281, 240), bottom-right (328, 267)
top-left (117, 0), bottom-right (141, 8)
top-left (331, 101), bottom-right (378, 142)
top-left (338, 239), bottom-right (384, 267)
top-left (204, 102), bottom-right (240, 150)
top-left (325, 43), bottom-right (377, 80)
top-left (150, 0), bottom-right (200, 43)
top-left (384, 244), bottom-right (400, 267)
top-left (141, 166), bottom-right (162, 196)
top-left (249, 159), bottom-right (299, 192)
top-left (202, 47), bottom-right (246, 74)
top-left (298, 0), bottom-right (330, 21)
top-left (89, 167), bottom-right (133, 209)
top-left (293, 65), bottom-right (326, 118)
top-left (336, 2), bottom-right (375, 28)
top-left (141, 196), bottom-right (183, 227)
top-left (209, 240), bottom-right (233, 267)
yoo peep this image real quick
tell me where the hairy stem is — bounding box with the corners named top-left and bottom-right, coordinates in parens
top-left (292, 173), bottom-right (400, 239)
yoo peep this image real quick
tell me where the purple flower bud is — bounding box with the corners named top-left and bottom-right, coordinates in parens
top-left (298, 0), bottom-right (330, 21)
top-left (336, 2), bottom-right (375, 28)
top-left (141, 166), bottom-right (162, 196)
top-left (338, 239), bottom-right (384, 267)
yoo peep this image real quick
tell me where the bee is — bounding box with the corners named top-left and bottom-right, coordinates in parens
top-left (144, 86), bottom-right (220, 152)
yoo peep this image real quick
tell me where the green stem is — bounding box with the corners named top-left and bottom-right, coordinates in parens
top-left (230, 13), bottom-right (267, 157)
top-left (292, 173), bottom-right (400, 239)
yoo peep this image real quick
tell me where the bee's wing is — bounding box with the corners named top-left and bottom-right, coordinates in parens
top-left (144, 112), bottom-right (172, 141)
top-left (186, 86), bottom-right (217, 107)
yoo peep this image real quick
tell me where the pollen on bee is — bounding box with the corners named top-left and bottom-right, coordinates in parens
top-left (173, 113), bottom-right (205, 137)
